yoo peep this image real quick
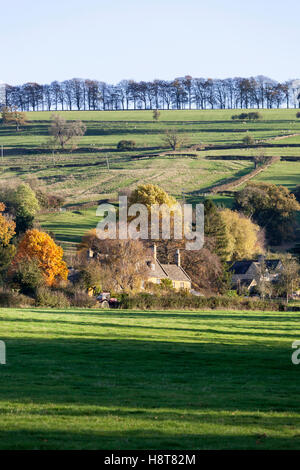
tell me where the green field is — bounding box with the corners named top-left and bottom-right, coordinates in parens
top-left (0, 109), bottom-right (299, 245)
top-left (0, 308), bottom-right (299, 450)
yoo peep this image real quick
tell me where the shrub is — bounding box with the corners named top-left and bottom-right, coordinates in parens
top-left (10, 258), bottom-right (44, 295)
top-left (296, 112), bottom-right (300, 118)
top-left (0, 288), bottom-right (34, 308)
top-left (70, 290), bottom-right (98, 308)
top-left (118, 292), bottom-right (281, 311)
top-left (36, 190), bottom-right (65, 210)
top-left (232, 112), bottom-right (262, 121)
top-left (248, 112), bottom-right (262, 120)
top-left (35, 286), bottom-right (70, 308)
top-left (117, 140), bottom-right (136, 151)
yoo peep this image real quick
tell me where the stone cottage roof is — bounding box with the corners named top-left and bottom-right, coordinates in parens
top-left (146, 260), bottom-right (168, 279)
top-left (160, 263), bottom-right (191, 282)
top-left (147, 257), bottom-right (191, 283)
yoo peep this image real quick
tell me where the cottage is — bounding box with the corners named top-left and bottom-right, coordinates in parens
top-left (229, 255), bottom-right (282, 292)
top-left (146, 245), bottom-right (191, 291)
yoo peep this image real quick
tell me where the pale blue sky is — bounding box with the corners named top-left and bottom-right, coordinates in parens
top-left (1, 0), bottom-right (299, 85)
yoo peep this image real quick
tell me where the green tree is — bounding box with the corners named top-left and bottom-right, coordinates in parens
top-left (12, 183), bottom-right (40, 234)
top-left (204, 199), bottom-right (230, 261)
top-left (10, 258), bottom-right (44, 295)
top-left (234, 182), bottom-right (300, 244)
top-left (242, 134), bottom-right (255, 146)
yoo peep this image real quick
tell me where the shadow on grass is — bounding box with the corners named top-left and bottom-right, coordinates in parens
top-left (1, 333), bottom-right (299, 411)
top-left (0, 428), bottom-right (299, 450)
top-left (0, 308), bottom-right (300, 450)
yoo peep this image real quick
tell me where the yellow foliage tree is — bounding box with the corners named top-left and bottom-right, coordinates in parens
top-left (129, 184), bottom-right (176, 209)
top-left (219, 209), bottom-right (263, 261)
top-left (13, 229), bottom-right (68, 286)
top-left (0, 203), bottom-right (16, 246)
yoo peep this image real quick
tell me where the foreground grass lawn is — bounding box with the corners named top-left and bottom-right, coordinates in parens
top-left (0, 308), bottom-right (299, 450)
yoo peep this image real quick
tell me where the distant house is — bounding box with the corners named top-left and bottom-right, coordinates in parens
top-left (229, 255), bottom-right (282, 292)
top-left (145, 245), bottom-right (191, 291)
top-left (85, 244), bottom-right (192, 292)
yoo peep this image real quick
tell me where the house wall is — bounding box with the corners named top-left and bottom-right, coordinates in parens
top-left (148, 277), bottom-right (191, 291)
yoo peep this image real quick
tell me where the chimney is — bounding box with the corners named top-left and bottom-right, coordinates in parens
top-left (175, 249), bottom-right (181, 267)
top-left (152, 244), bottom-right (157, 261)
top-left (257, 254), bottom-right (265, 264)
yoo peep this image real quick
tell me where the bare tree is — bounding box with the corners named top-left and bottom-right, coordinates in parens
top-left (162, 129), bottom-right (188, 150)
top-left (48, 114), bottom-right (86, 150)
top-left (253, 149), bottom-right (272, 169)
top-left (275, 255), bottom-right (299, 303)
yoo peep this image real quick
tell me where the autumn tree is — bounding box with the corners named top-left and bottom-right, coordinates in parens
top-left (129, 184), bottom-right (177, 210)
top-left (0, 203), bottom-right (16, 282)
top-left (1, 106), bottom-right (27, 131)
top-left (48, 114), bottom-right (86, 150)
top-left (220, 209), bottom-right (263, 261)
top-left (12, 229), bottom-right (68, 286)
top-left (0, 203), bottom-right (16, 246)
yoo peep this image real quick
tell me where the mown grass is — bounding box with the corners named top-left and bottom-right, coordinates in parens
top-left (39, 206), bottom-right (100, 244)
top-left (0, 308), bottom-right (299, 450)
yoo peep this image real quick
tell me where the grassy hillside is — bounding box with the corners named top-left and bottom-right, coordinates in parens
top-left (0, 308), bottom-right (299, 450)
top-left (0, 109), bottom-right (299, 244)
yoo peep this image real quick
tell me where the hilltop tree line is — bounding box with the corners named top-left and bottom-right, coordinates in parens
top-left (2, 75), bottom-right (300, 112)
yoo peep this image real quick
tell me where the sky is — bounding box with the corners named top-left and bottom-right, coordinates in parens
top-left (1, 0), bottom-right (299, 85)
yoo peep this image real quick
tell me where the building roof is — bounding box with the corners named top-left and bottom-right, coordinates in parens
top-left (229, 258), bottom-right (281, 275)
top-left (230, 260), bottom-right (254, 275)
top-left (160, 263), bottom-right (191, 282)
top-left (147, 259), bottom-right (191, 283)
top-left (264, 259), bottom-right (282, 270)
top-left (146, 260), bottom-right (168, 279)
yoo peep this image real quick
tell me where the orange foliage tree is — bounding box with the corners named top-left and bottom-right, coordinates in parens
top-left (0, 203), bottom-right (16, 246)
top-left (13, 229), bottom-right (68, 286)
